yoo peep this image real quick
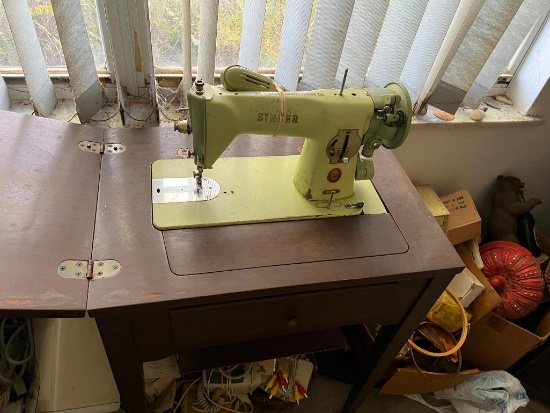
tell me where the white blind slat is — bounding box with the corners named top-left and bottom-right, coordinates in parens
top-left (0, 76), bottom-right (10, 111)
top-left (416, 0), bottom-right (485, 109)
top-left (180, 0), bottom-right (193, 102)
top-left (300, 0), bottom-right (355, 91)
top-left (197, 0), bottom-right (220, 84)
top-left (365, 0), bottom-right (430, 88)
top-left (133, 0), bottom-right (154, 80)
top-left (432, 0), bottom-right (524, 113)
top-left (51, 0), bottom-right (104, 123)
top-left (3, 0), bottom-right (56, 116)
top-left (239, 0), bottom-right (267, 71)
top-left (95, 0), bottom-right (116, 77)
top-left (274, 0), bottom-right (314, 90)
top-left (464, 0), bottom-right (548, 108)
top-left (336, 0), bottom-right (390, 89)
top-left (399, 0), bottom-right (461, 106)
top-left (103, 0), bottom-right (138, 95)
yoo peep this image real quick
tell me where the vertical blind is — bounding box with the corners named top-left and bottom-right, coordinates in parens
top-left (463, 0), bottom-right (549, 108)
top-left (238, 0), bottom-right (267, 71)
top-left (365, 0), bottom-right (430, 89)
top-left (336, 0), bottom-right (390, 89)
top-left (0, 75), bottom-right (9, 111)
top-left (3, 0), bottom-right (56, 117)
top-left (431, 0), bottom-right (525, 113)
top-left (399, 0), bottom-right (461, 105)
top-left (180, 0), bottom-right (193, 102)
top-left (197, 0), bottom-right (219, 85)
top-left (51, 0), bottom-right (104, 123)
top-left (299, 0), bottom-right (355, 91)
top-left (274, 0), bottom-right (314, 91)
top-left (0, 0), bottom-right (547, 121)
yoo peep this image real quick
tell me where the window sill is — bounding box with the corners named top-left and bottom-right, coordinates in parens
top-left (412, 103), bottom-right (544, 129)
top-left (5, 78), bottom-right (544, 129)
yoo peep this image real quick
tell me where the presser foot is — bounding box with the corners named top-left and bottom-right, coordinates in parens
top-left (193, 168), bottom-right (204, 192)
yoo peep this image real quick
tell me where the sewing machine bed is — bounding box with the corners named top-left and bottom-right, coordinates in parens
top-left (152, 156), bottom-right (386, 229)
top-left (147, 136), bottom-right (407, 275)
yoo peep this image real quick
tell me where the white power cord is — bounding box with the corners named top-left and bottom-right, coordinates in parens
top-left (171, 377), bottom-right (201, 413)
top-left (172, 364), bottom-right (258, 413)
top-left (194, 381), bottom-right (252, 413)
top-left (0, 318), bottom-right (34, 408)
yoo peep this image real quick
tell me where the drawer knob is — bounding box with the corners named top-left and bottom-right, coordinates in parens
top-left (287, 315), bottom-right (298, 327)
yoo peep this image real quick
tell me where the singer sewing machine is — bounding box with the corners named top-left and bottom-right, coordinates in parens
top-left (152, 66), bottom-right (411, 229)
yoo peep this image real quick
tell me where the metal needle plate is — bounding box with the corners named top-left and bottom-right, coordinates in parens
top-left (152, 177), bottom-right (220, 204)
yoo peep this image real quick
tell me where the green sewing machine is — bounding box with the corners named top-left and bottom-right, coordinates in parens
top-left (152, 66), bottom-right (411, 230)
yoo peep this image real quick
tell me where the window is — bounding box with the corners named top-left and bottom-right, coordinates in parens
top-left (149, 0), bottom-right (291, 70)
top-left (0, 0), bottom-right (549, 123)
top-left (0, 5), bottom-right (19, 67)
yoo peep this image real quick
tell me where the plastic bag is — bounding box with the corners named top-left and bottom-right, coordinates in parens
top-left (404, 394), bottom-right (456, 412)
top-left (433, 371), bottom-right (529, 413)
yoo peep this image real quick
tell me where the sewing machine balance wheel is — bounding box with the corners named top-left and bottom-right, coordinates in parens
top-left (381, 82), bottom-right (412, 150)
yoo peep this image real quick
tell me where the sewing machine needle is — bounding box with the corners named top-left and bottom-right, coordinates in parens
top-left (194, 169), bottom-right (203, 192)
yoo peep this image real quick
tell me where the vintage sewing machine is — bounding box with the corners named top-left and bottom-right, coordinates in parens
top-left (152, 66), bottom-right (411, 230)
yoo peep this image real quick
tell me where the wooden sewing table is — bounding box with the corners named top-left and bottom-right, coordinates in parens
top-left (0, 111), bottom-right (463, 413)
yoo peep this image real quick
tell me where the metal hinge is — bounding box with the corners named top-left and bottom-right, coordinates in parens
top-left (57, 259), bottom-right (121, 280)
top-left (78, 141), bottom-right (126, 154)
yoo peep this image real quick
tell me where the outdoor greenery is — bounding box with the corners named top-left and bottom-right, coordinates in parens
top-left (149, 0), bottom-right (286, 69)
top-left (0, 0), bottom-right (294, 71)
top-left (0, 4), bottom-right (20, 67)
top-left (0, 0), bottom-right (104, 68)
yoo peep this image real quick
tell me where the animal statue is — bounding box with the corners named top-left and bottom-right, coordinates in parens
top-left (486, 175), bottom-right (542, 243)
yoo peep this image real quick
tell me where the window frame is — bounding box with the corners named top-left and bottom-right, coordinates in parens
top-left (1, 1), bottom-right (549, 119)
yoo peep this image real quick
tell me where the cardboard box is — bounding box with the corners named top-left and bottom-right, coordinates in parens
top-left (447, 267), bottom-right (485, 307)
top-left (463, 238), bottom-right (484, 269)
top-left (459, 234), bottom-right (550, 371)
top-left (440, 190), bottom-right (481, 245)
top-left (415, 184), bottom-right (450, 233)
top-left (361, 324), bottom-right (481, 395)
top-left (379, 366), bottom-right (481, 395)
top-left (461, 307), bottom-right (550, 371)
top-left (456, 244), bottom-right (501, 324)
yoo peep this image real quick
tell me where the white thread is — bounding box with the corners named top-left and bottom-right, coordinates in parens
top-left (273, 83), bottom-right (286, 137)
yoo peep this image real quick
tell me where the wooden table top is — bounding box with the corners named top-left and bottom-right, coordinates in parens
top-left (0, 111), bottom-right (102, 317)
top-left (87, 127), bottom-right (463, 316)
top-left (0, 110), bottom-right (463, 317)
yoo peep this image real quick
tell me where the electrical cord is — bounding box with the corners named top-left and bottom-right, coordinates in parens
top-left (0, 384), bottom-right (10, 409)
top-left (192, 368), bottom-right (253, 413)
top-left (0, 318), bottom-right (34, 408)
top-left (278, 356), bottom-right (299, 402)
top-left (217, 364), bottom-right (253, 380)
top-left (172, 365), bottom-right (256, 413)
top-left (194, 382), bottom-right (252, 413)
top-left (171, 377), bottom-right (201, 413)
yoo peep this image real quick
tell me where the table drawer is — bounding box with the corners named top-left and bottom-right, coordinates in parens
top-left (323, 279), bottom-right (426, 326)
top-left (171, 280), bottom-right (425, 350)
top-left (171, 292), bottom-right (326, 349)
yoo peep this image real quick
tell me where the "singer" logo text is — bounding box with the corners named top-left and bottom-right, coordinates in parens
top-left (256, 113), bottom-right (299, 123)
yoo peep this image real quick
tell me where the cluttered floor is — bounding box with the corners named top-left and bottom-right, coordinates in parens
top-left (125, 373), bottom-right (550, 413)
top-left (253, 374), bottom-right (550, 413)
top-left (143, 350), bottom-right (550, 413)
